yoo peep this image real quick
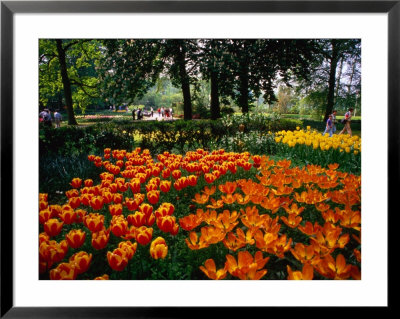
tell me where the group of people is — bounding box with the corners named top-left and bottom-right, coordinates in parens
top-left (157, 107), bottom-right (173, 119)
top-left (132, 108), bottom-right (144, 120)
top-left (323, 107), bottom-right (354, 137)
top-left (39, 109), bottom-right (62, 128)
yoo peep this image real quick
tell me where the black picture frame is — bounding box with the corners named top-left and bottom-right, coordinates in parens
top-left (1, 0), bottom-right (395, 317)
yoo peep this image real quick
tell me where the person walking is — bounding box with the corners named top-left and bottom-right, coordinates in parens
top-left (151, 107), bottom-right (154, 118)
top-left (40, 109), bottom-right (52, 127)
top-left (323, 114), bottom-right (334, 137)
top-left (161, 107), bottom-right (165, 118)
top-left (339, 107), bottom-right (354, 136)
top-left (53, 110), bottom-right (62, 128)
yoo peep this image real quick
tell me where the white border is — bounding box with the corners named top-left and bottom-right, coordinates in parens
top-left (14, 13), bottom-right (388, 307)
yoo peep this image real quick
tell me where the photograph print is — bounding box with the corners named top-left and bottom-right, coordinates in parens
top-left (38, 38), bottom-right (361, 280)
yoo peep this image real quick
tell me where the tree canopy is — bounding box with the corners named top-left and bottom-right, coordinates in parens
top-left (39, 38), bottom-right (361, 124)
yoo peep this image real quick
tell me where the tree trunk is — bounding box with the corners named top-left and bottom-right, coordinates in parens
top-left (238, 63), bottom-right (249, 113)
top-left (324, 39), bottom-right (339, 122)
top-left (334, 57), bottom-right (343, 105)
top-left (347, 59), bottom-right (356, 97)
top-left (176, 44), bottom-right (192, 120)
top-left (210, 70), bottom-right (220, 119)
top-left (55, 39), bottom-right (77, 125)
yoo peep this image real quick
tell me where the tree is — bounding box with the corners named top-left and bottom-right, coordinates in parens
top-left (159, 40), bottom-right (201, 120)
top-left (318, 39), bottom-right (361, 121)
top-left (223, 39), bottom-right (318, 114)
top-left (99, 39), bottom-right (163, 107)
top-left (197, 39), bottom-right (238, 119)
top-left (39, 39), bottom-right (101, 125)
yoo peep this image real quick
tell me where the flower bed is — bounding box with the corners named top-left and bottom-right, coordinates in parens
top-left (39, 147), bottom-right (361, 280)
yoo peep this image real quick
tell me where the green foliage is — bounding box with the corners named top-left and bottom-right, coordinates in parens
top-left (39, 39), bottom-right (102, 113)
top-left (39, 153), bottom-right (101, 202)
top-left (39, 124), bottom-right (134, 156)
top-left (220, 106), bottom-right (235, 116)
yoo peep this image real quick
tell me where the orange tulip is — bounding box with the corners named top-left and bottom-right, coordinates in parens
top-left (69, 251), bottom-right (92, 274)
top-left (173, 177), bottom-right (189, 191)
top-left (204, 173), bottom-right (217, 184)
top-left (162, 168), bottom-right (171, 179)
top-left (58, 205), bottom-right (76, 224)
top-left (108, 203), bottom-right (123, 216)
top-left (80, 193), bottom-right (93, 206)
top-left (65, 229), bottom-right (86, 249)
top-left (94, 274), bottom-right (109, 280)
top-left (84, 179), bottom-right (94, 187)
top-left (154, 203), bottom-right (175, 219)
top-left (270, 234), bottom-right (293, 258)
top-left (145, 182), bottom-right (158, 193)
top-left (39, 232), bottom-right (50, 245)
top-left (187, 175), bottom-right (198, 187)
top-left (84, 213), bottom-right (104, 233)
top-left (225, 251), bottom-right (269, 280)
top-left (287, 264), bottom-right (314, 280)
top-left (39, 240), bottom-right (68, 267)
top-left (65, 189), bottom-right (80, 199)
top-left (157, 215), bottom-right (177, 234)
top-left (70, 178), bottom-right (82, 189)
top-left (192, 193), bottom-right (209, 205)
top-left (290, 242), bottom-right (321, 266)
top-left (202, 186), bottom-right (216, 196)
top-left (139, 203), bottom-right (153, 218)
top-left (101, 191), bottom-right (114, 205)
top-left (199, 259), bottom-right (227, 280)
top-left (218, 181), bottom-right (237, 194)
top-left (159, 180), bottom-right (171, 193)
top-left (297, 221), bottom-right (322, 236)
top-left (44, 218), bottom-right (64, 237)
top-left (283, 203), bottom-right (305, 215)
top-left (39, 193), bottom-right (48, 202)
top-left (90, 196), bottom-right (104, 210)
top-left (91, 229), bottom-right (110, 250)
top-left (314, 254), bottom-right (352, 280)
top-left (146, 213), bottom-right (156, 227)
top-left (310, 224), bottom-right (349, 255)
top-left (171, 169), bottom-right (182, 179)
top-left (50, 262), bottom-right (78, 280)
top-left (222, 231), bottom-right (246, 251)
top-left (321, 209), bottom-right (341, 224)
top-left (127, 212), bottom-right (146, 227)
top-left (280, 214), bottom-right (302, 228)
top-left (149, 237), bottom-right (168, 260)
top-left (185, 231), bottom-right (209, 250)
top-left (252, 155), bottom-right (261, 168)
top-left (68, 197), bottom-right (81, 209)
top-left (39, 209), bottom-right (52, 224)
top-left (113, 193), bottom-right (123, 204)
top-left (118, 241), bottom-right (137, 260)
top-left (48, 204), bottom-right (62, 218)
top-left (147, 190), bottom-right (160, 205)
top-left (107, 248), bottom-right (129, 271)
top-left (110, 215), bottom-right (128, 237)
top-left (179, 214), bottom-right (203, 231)
top-left (124, 197), bottom-right (139, 211)
top-left (135, 226), bottom-right (153, 245)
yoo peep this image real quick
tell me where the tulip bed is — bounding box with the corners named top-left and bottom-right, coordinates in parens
top-left (39, 147), bottom-right (361, 280)
top-left (272, 127), bottom-right (361, 174)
